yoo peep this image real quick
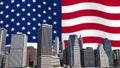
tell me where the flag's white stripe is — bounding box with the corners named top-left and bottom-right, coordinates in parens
top-left (62, 30), bottom-right (120, 40)
top-left (83, 43), bottom-right (120, 49)
top-left (62, 16), bottom-right (120, 27)
top-left (62, 2), bottom-right (120, 14)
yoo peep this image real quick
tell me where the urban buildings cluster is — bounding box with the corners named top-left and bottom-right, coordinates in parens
top-left (1, 24), bottom-right (120, 68)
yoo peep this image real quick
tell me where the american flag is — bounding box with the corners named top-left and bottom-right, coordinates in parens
top-left (62, 0), bottom-right (120, 48)
top-left (0, 0), bottom-right (61, 45)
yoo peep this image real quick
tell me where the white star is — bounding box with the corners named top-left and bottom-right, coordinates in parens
top-left (16, 13), bottom-right (20, 16)
top-left (38, 23), bottom-right (41, 26)
top-left (11, 18), bottom-right (15, 22)
top-left (22, 0), bottom-right (25, 2)
top-left (27, 13), bottom-right (31, 16)
top-left (43, 19), bottom-right (46, 23)
top-left (11, 28), bottom-right (15, 31)
top-left (16, 22), bottom-right (20, 26)
top-left (38, 14), bottom-right (41, 17)
top-left (27, 31), bottom-right (31, 35)
top-left (32, 0), bottom-right (36, 3)
top-left (53, 21), bottom-right (57, 25)
top-left (5, 24), bottom-right (9, 28)
top-left (48, 16), bottom-right (52, 19)
top-left (32, 18), bottom-right (36, 21)
top-left (32, 8), bottom-right (36, 12)
top-left (22, 17), bottom-right (25, 21)
top-left (5, 5), bottom-right (9, 9)
top-left (32, 36), bottom-right (36, 39)
top-left (53, 3), bottom-right (57, 6)
top-left (22, 8), bottom-right (25, 12)
top-left (38, 5), bottom-right (41, 8)
top-left (16, 4), bottom-right (20, 7)
top-left (27, 22), bottom-right (31, 25)
top-left (0, 2), bottom-right (3, 5)
top-left (43, 1), bottom-right (46, 5)
top-left (22, 26), bottom-right (25, 30)
top-left (6, 34), bottom-right (9, 37)
top-left (0, 20), bottom-right (3, 24)
top-left (0, 11), bottom-right (3, 14)
top-left (43, 10), bottom-right (46, 14)
top-left (11, 0), bottom-right (15, 3)
top-left (48, 7), bottom-right (51, 10)
top-left (5, 15), bottom-right (9, 18)
top-left (53, 12), bottom-right (57, 15)
top-left (32, 27), bottom-right (36, 30)
top-left (27, 3), bottom-right (31, 7)
top-left (53, 30), bottom-right (57, 34)
top-left (11, 9), bottom-right (15, 13)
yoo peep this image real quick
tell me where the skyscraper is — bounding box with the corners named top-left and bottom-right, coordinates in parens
top-left (37, 24), bottom-right (52, 68)
top-left (79, 35), bottom-right (83, 49)
top-left (55, 36), bottom-right (59, 55)
top-left (95, 44), bottom-right (109, 67)
top-left (81, 47), bottom-right (95, 67)
top-left (103, 38), bottom-right (113, 66)
top-left (9, 34), bottom-right (27, 68)
top-left (68, 35), bottom-right (81, 67)
top-left (113, 49), bottom-right (120, 66)
top-left (0, 28), bottom-right (7, 54)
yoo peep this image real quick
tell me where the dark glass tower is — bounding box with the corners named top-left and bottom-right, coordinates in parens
top-left (103, 38), bottom-right (113, 66)
top-left (37, 24), bottom-right (52, 68)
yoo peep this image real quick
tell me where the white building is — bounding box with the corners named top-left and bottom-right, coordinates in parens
top-left (96, 44), bottom-right (109, 67)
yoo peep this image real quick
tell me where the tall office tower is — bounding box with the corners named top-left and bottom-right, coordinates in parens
top-left (113, 49), bottom-right (120, 66)
top-left (55, 36), bottom-right (59, 55)
top-left (81, 47), bottom-right (95, 67)
top-left (0, 28), bottom-right (7, 54)
top-left (63, 47), bottom-right (68, 67)
top-left (37, 24), bottom-right (52, 68)
top-left (68, 35), bottom-right (81, 68)
top-left (79, 35), bottom-right (83, 49)
top-left (26, 46), bottom-right (37, 66)
top-left (95, 44), bottom-right (109, 67)
top-left (9, 34), bottom-right (27, 68)
top-left (103, 38), bottom-right (113, 66)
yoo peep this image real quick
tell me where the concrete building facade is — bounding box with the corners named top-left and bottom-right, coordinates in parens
top-left (81, 47), bottom-right (95, 67)
top-left (37, 24), bottom-right (52, 68)
top-left (9, 34), bottom-right (27, 68)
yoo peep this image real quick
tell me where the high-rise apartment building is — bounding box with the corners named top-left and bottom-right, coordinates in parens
top-left (9, 34), bottom-right (27, 68)
top-left (37, 24), bottom-right (52, 68)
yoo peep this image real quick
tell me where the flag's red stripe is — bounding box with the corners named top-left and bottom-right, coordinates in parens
top-left (62, 23), bottom-right (120, 33)
top-left (64, 37), bottom-right (120, 47)
top-left (62, 0), bottom-right (120, 6)
top-left (62, 10), bottom-right (120, 20)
